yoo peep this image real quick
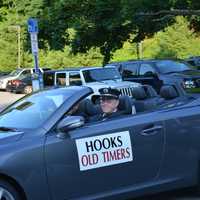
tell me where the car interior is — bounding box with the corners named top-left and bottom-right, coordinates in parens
top-left (69, 84), bottom-right (194, 123)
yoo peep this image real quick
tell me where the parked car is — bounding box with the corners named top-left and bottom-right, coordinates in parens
top-left (0, 67), bottom-right (50, 90)
top-left (43, 66), bottom-right (141, 97)
top-left (185, 56), bottom-right (200, 70)
top-left (6, 75), bottom-right (33, 94)
top-left (0, 86), bottom-right (200, 200)
top-left (106, 59), bottom-right (200, 94)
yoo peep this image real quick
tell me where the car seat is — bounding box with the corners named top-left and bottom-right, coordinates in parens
top-left (159, 85), bottom-right (179, 100)
top-left (118, 95), bottom-right (135, 114)
top-left (131, 86), bottom-right (159, 112)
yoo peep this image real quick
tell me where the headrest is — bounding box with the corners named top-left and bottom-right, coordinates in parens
top-left (78, 99), bottom-right (101, 116)
top-left (118, 96), bottom-right (133, 114)
top-left (142, 85), bottom-right (158, 97)
top-left (131, 87), bottom-right (147, 100)
top-left (160, 85), bottom-right (178, 100)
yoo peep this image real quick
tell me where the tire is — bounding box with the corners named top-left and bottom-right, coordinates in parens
top-left (0, 180), bottom-right (21, 200)
top-left (23, 86), bottom-right (32, 94)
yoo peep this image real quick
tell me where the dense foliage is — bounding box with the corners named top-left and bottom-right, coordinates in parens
top-left (0, 0), bottom-right (200, 71)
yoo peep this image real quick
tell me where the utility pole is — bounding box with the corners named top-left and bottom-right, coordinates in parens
top-left (9, 25), bottom-right (21, 68)
top-left (136, 42), bottom-right (143, 59)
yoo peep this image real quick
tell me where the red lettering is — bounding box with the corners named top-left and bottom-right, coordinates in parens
top-left (102, 147), bottom-right (131, 163)
top-left (102, 151), bottom-right (108, 162)
top-left (81, 154), bottom-right (99, 167)
top-left (81, 155), bottom-right (88, 166)
top-left (109, 149), bottom-right (117, 161)
top-left (92, 153), bottom-right (99, 165)
top-left (120, 148), bottom-right (126, 159)
top-left (116, 149), bottom-right (121, 160)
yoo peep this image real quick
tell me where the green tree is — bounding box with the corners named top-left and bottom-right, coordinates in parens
top-left (152, 16), bottom-right (200, 58)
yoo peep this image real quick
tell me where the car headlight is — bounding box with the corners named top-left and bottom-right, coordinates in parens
top-left (182, 80), bottom-right (195, 88)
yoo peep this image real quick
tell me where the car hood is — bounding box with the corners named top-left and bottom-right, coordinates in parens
top-left (0, 75), bottom-right (12, 79)
top-left (86, 80), bottom-right (140, 88)
top-left (0, 76), bottom-right (16, 81)
top-left (0, 131), bottom-right (23, 144)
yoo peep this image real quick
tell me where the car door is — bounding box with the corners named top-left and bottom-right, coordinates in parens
top-left (45, 111), bottom-right (164, 200)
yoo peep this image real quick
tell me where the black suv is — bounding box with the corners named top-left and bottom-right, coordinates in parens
top-left (185, 56), bottom-right (200, 70)
top-left (106, 59), bottom-right (200, 94)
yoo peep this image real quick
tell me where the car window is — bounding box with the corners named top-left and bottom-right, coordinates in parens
top-left (32, 69), bottom-right (42, 73)
top-left (56, 73), bottom-right (66, 86)
top-left (155, 60), bottom-right (191, 73)
top-left (69, 72), bottom-right (82, 86)
top-left (43, 73), bottom-right (55, 86)
top-left (122, 63), bottom-right (138, 78)
top-left (139, 64), bottom-right (156, 76)
top-left (9, 69), bottom-right (23, 76)
top-left (82, 68), bottom-right (121, 83)
top-left (21, 70), bottom-right (31, 76)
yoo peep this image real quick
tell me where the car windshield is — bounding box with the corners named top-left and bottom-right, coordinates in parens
top-left (9, 69), bottom-right (23, 76)
top-left (0, 88), bottom-right (75, 129)
top-left (155, 60), bottom-right (192, 74)
top-left (82, 68), bottom-right (121, 83)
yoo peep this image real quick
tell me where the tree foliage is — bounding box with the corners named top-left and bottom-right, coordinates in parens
top-left (0, 0), bottom-right (200, 71)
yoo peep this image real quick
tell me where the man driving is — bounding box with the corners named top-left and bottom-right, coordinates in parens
top-left (89, 87), bottom-right (121, 122)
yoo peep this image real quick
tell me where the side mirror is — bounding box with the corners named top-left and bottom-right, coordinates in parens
top-left (57, 116), bottom-right (85, 137)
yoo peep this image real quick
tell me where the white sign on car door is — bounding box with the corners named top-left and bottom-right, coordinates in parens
top-left (76, 131), bottom-right (133, 171)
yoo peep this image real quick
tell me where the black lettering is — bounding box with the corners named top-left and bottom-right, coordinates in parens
top-left (117, 136), bottom-right (123, 147)
top-left (94, 139), bottom-right (102, 151)
top-left (110, 137), bottom-right (118, 148)
top-left (102, 138), bottom-right (111, 149)
top-left (85, 141), bottom-right (94, 152)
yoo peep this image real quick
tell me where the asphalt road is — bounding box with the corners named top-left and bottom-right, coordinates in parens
top-left (0, 91), bottom-right (24, 110)
top-left (0, 91), bottom-right (199, 200)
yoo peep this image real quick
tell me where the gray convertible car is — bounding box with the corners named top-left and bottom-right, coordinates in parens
top-left (0, 86), bottom-right (200, 200)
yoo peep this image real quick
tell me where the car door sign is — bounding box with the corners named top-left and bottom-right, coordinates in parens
top-left (76, 131), bottom-right (133, 171)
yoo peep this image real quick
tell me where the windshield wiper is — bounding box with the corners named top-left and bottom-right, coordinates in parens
top-left (0, 126), bottom-right (18, 132)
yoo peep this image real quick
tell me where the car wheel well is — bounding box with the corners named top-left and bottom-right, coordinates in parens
top-left (0, 173), bottom-right (27, 200)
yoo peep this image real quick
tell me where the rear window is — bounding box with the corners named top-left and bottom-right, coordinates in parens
top-left (43, 73), bottom-right (55, 86)
top-left (122, 63), bottom-right (138, 78)
top-left (155, 60), bottom-right (191, 74)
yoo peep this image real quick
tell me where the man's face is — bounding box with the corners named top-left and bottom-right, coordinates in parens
top-left (100, 96), bottom-right (119, 114)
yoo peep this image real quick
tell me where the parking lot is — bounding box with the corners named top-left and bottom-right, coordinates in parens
top-left (0, 91), bottom-right (199, 200)
top-left (0, 91), bottom-right (24, 110)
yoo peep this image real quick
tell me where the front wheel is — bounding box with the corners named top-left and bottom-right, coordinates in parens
top-left (0, 180), bottom-right (21, 200)
top-left (23, 86), bottom-right (32, 94)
